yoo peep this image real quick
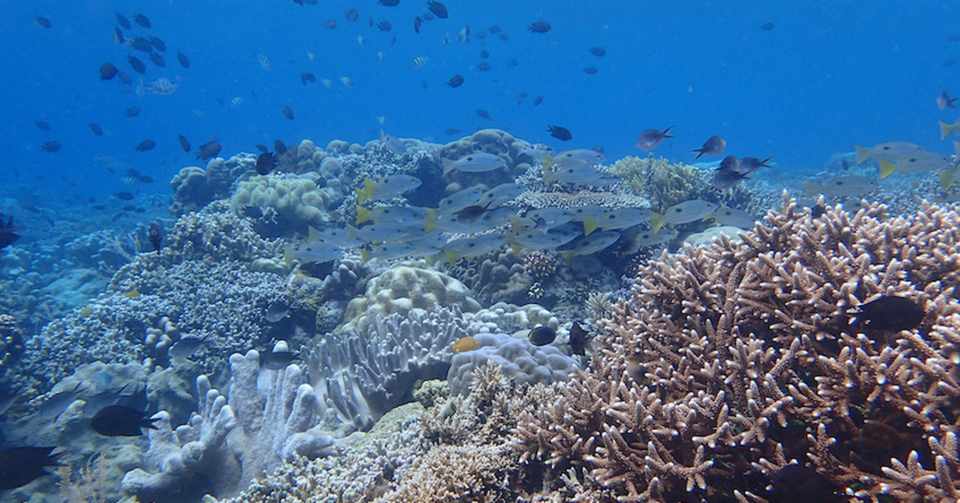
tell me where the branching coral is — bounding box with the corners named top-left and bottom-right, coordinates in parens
top-left (514, 195), bottom-right (960, 501)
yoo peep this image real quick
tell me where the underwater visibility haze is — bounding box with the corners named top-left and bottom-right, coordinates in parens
top-left (1, 1), bottom-right (959, 501)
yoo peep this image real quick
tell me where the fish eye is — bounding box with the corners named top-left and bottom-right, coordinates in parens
top-left (674, 208), bottom-right (682, 213)
top-left (466, 156), bottom-right (473, 161)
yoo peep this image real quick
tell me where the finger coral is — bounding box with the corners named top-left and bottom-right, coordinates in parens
top-left (514, 195), bottom-right (960, 501)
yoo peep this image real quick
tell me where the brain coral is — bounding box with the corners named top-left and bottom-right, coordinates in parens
top-left (231, 173), bottom-right (340, 235)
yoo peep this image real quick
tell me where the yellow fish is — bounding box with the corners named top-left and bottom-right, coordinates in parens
top-left (940, 120), bottom-right (960, 140)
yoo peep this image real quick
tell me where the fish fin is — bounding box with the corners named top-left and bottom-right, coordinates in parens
top-left (444, 250), bottom-right (460, 264)
top-left (345, 225), bottom-right (359, 241)
top-left (143, 415), bottom-right (161, 430)
top-left (940, 121), bottom-right (951, 141)
top-left (650, 213), bottom-right (665, 233)
top-left (360, 247), bottom-right (370, 263)
top-left (283, 244), bottom-right (297, 264)
top-left (356, 206), bottom-right (372, 225)
top-left (356, 178), bottom-right (375, 204)
top-left (424, 208), bottom-right (438, 232)
top-left (441, 158), bottom-right (454, 175)
top-left (940, 168), bottom-right (956, 188)
top-left (306, 226), bottom-right (322, 241)
top-left (878, 160), bottom-right (897, 179)
top-left (582, 217), bottom-right (598, 236)
top-left (854, 145), bottom-right (871, 164)
top-left (509, 243), bottom-right (522, 255)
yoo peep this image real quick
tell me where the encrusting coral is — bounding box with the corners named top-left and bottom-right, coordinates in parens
top-left (514, 195), bottom-right (960, 501)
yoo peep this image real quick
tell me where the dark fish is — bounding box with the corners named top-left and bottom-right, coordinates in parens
top-left (851, 295), bottom-right (925, 332)
top-left (89, 123), bottom-right (104, 136)
top-left (274, 139), bottom-right (288, 155)
top-left (0, 213), bottom-right (20, 251)
top-left (147, 222), bottom-right (163, 251)
top-left (528, 20), bottom-right (551, 33)
top-left (40, 140), bottom-right (61, 152)
top-left (301, 72), bottom-right (317, 85)
top-left (114, 27), bottom-right (126, 44)
top-left (133, 14), bottom-right (151, 29)
top-left (810, 203), bottom-right (827, 219)
top-left (426, 1), bottom-right (448, 19)
top-left (476, 109), bottom-right (492, 120)
top-left (447, 74), bottom-right (464, 87)
top-left (739, 156), bottom-right (772, 173)
top-left (635, 127), bottom-right (672, 150)
top-left (477, 61), bottom-right (491, 72)
top-left (693, 135), bottom-right (726, 159)
top-left (583, 66), bottom-right (598, 75)
top-left (35, 120), bottom-right (51, 131)
top-left (118, 72), bottom-right (133, 85)
top-left (100, 62), bottom-right (119, 80)
top-left (148, 52), bottom-right (166, 68)
top-left (196, 140), bottom-right (223, 160)
top-left (135, 139), bottom-right (156, 152)
top-left (35, 17), bottom-right (52, 29)
top-left (114, 192), bottom-right (135, 201)
top-left (169, 335), bottom-right (206, 359)
top-left (148, 36), bottom-right (166, 52)
top-left (126, 106), bottom-right (141, 118)
top-left (414, 16), bottom-right (422, 33)
top-left (937, 90), bottom-right (957, 110)
top-left (261, 348), bottom-right (298, 370)
top-left (116, 13), bottom-right (131, 30)
top-left (532, 95), bottom-right (543, 106)
top-left (130, 37), bottom-right (153, 52)
top-left (256, 152), bottom-right (277, 175)
top-left (255, 144), bottom-right (269, 153)
top-left (547, 125), bottom-right (573, 141)
top-left (569, 321), bottom-right (590, 356)
top-left (760, 21), bottom-right (776, 31)
top-left (0, 447), bottom-right (61, 490)
top-left (176, 50), bottom-right (191, 68)
top-left (281, 105), bottom-right (295, 120)
top-left (128, 55), bottom-right (146, 74)
top-left (345, 8), bottom-right (359, 22)
top-left (379, 0), bottom-right (399, 6)
top-left (377, 20), bottom-right (392, 32)
top-left (91, 405), bottom-right (159, 436)
top-left (177, 134), bottom-right (191, 152)
top-left (265, 300), bottom-right (290, 323)
top-left (528, 325), bottom-right (557, 346)
top-left (324, 19), bottom-right (337, 29)
top-left (767, 464), bottom-right (842, 503)
top-left (480, 49), bottom-right (489, 59)
top-left (589, 46), bottom-right (606, 57)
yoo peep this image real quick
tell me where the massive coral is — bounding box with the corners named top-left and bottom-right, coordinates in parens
top-left (514, 196), bottom-right (960, 501)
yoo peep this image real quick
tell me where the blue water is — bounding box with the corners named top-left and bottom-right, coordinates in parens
top-left (1, 0), bottom-right (957, 199)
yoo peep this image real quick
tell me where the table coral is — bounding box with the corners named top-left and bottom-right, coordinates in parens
top-left (513, 195), bottom-right (960, 501)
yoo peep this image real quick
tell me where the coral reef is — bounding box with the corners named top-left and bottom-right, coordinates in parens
top-left (0, 313), bottom-right (23, 379)
top-left (514, 196), bottom-right (960, 501)
top-left (230, 172), bottom-right (341, 236)
top-left (170, 154), bottom-right (255, 214)
top-left (610, 156), bottom-right (709, 210)
top-left (446, 332), bottom-right (577, 395)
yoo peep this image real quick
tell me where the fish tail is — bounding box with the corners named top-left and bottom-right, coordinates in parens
top-left (878, 160), bottom-right (897, 179)
top-left (441, 158), bottom-right (454, 175)
top-left (360, 247), bottom-right (371, 263)
top-left (650, 213), bottom-right (665, 233)
top-left (582, 217), bottom-right (598, 236)
top-left (356, 206), bottom-right (372, 225)
top-left (509, 243), bottom-right (522, 255)
top-left (940, 121), bottom-right (951, 141)
top-left (692, 148), bottom-right (704, 160)
top-left (356, 178), bottom-right (375, 204)
top-left (424, 208), bottom-right (438, 232)
top-left (854, 146), bottom-right (871, 164)
top-left (941, 168), bottom-right (957, 188)
top-left (444, 250), bottom-right (460, 264)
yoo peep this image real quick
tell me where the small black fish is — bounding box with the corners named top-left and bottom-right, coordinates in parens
top-left (100, 62), bottom-right (119, 80)
top-left (693, 135), bottom-right (726, 159)
top-left (426, 0), bottom-right (448, 19)
top-left (476, 109), bottom-right (492, 120)
top-left (414, 16), bottom-right (422, 34)
top-left (114, 191), bottom-right (135, 200)
top-left (176, 50), bottom-right (191, 68)
top-left (116, 13), bottom-right (131, 30)
top-left (130, 37), bottom-right (152, 52)
top-left (583, 66), bottom-right (598, 75)
top-left (810, 203), bottom-right (827, 219)
top-left (91, 405), bottom-right (159, 436)
top-left (148, 36), bottom-right (166, 52)
top-left (281, 105), bottom-right (295, 120)
top-left (568, 321), bottom-right (590, 356)
top-left (256, 152), bottom-right (277, 175)
top-left (135, 139), bottom-right (156, 152)
top-left (547, 124), bottom-right (573, 141)
top-left (301, 72), bottom-right (317, 85)
top-left (261, 348), bottom-right (298, 370)
top-left (324, 18), bottom-right (337, 29)
top-left (447, 74), bottom-right (464, 87)
top-left (480, 49), bottom-right (489, 59)
top-left (0, 213), bottom-right (20, 251)
top-left (40, 140), bottom-right (61, 152)
top-left (147, 222), bottom-right (163, 252)
top-left (589, 46), bottom-right (606, 57)
top-left (528, 325), bottom-right (557, 346)
top-left (760, 21), bottom-right (776, 31)
top-left (196, 140), bottom-right (223, 160)
top-left (114, 27), bottom-right (126, 44)
top-left (379, 0), bottom-right (399, 6)
top-left (133, 13), bottom-right (151, 29)
top-left (177, 134), bottom-right (191, 152)
top-left (476, 61), bottom-right (491, 72)
top-left (851, 295), bottom-right (925, 332)
top-left (345, 8), bottom-right (359, 22)
top-left (126, 106), bottom-right (141, 118)
top-left (35, 120), bottom-right (51, 131)
top-left (148, 52), bottom-right (166, 67)
top-left (35, 16), bottom-right (52, 29)
top-left (128, 55), bottom-right (146, 74)
top-left (0, 447), bottom-right (61, 490)
top-left (377, 19), bottom-right (392, 32)
top-left (767, 464), bottom-right (842, 503)
top-left (528, 20), bottom-right (551, 33)
top-left (532, 95), bottom-right (543, 106)
top-left (89, 123), bottom-right (104, 136)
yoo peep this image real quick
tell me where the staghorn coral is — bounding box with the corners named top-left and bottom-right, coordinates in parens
top-left (513, 195), bottom-right (960, 501)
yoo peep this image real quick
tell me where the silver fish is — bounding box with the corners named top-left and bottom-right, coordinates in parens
top-left (441, 152), bottom-right (507, 174)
